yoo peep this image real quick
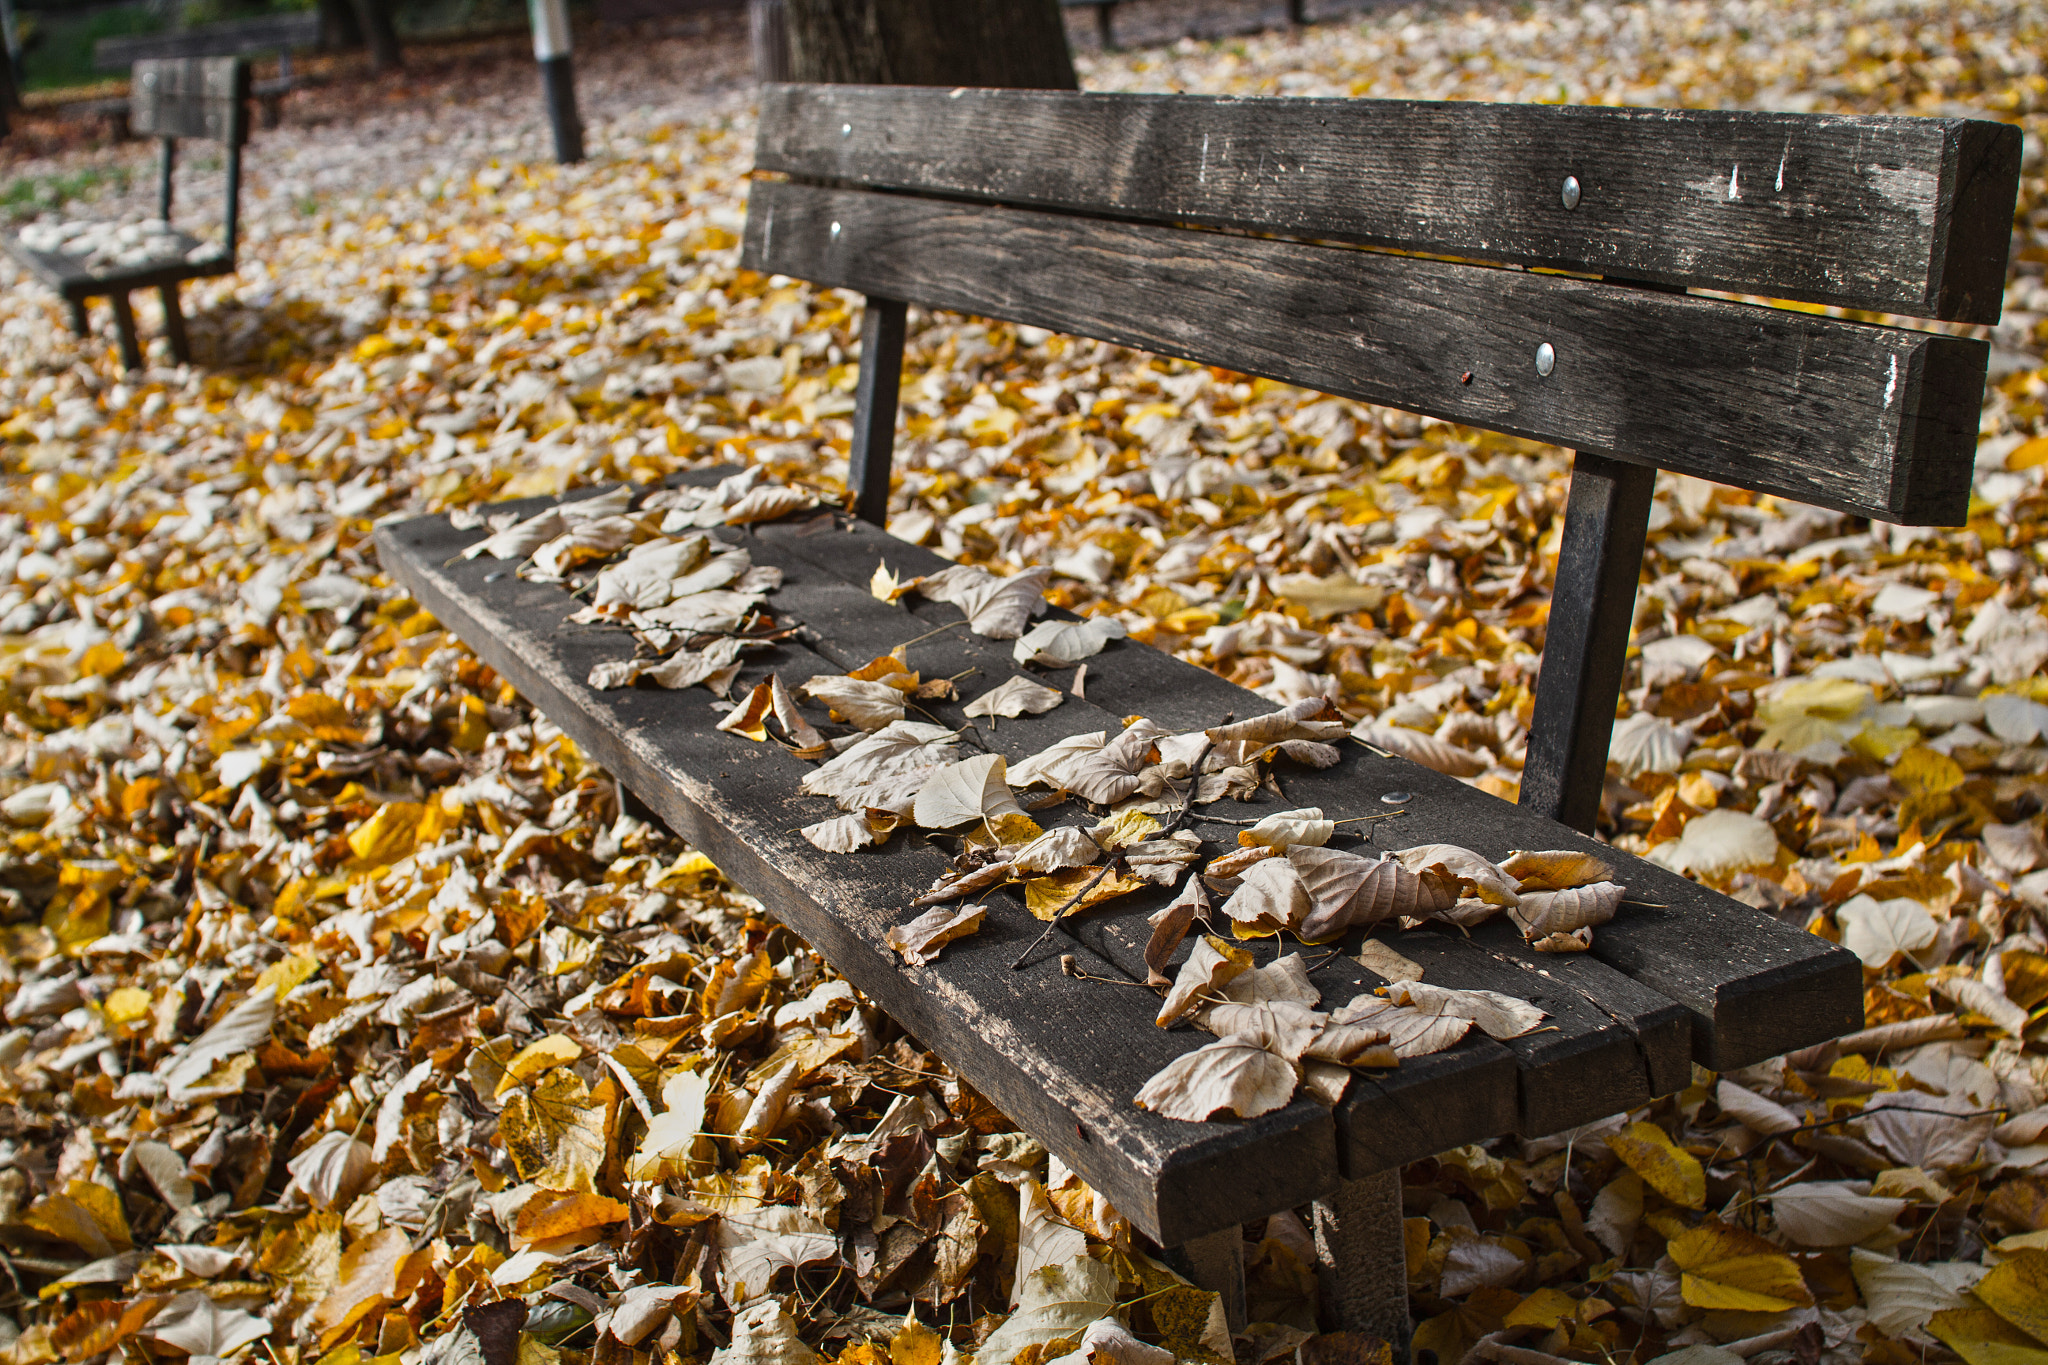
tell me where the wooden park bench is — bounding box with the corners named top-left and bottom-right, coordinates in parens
top-left (5, 58), bottom-right (248, 371)
top-left (378, 87), bottom-right (2020, 1349)
top-left (96, 11), bottom-right (321, 125)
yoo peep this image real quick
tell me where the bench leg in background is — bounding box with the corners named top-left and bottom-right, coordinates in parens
top-left (108, 292), bottom-right (144, 372)
top-left (1516, 450), bottom-right (1656, 833)
top-left (848, 295), bottom-right (908, 526)
top-left (1165, 1225), bottom-right (1247, 1336)
top-left (159, 284), bottom-right (191, 366)
top-left (1312, 1171), bottom-right (1412, 1350)
top-left (64, 299), bottom-right (89, 337)
top-left (1096, 2), bottom-right (1116, 49)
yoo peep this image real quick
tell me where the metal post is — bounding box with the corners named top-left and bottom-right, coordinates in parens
top-left (1311, 1172), bottom-right (1412, 1351)
top-left (157, 138), bottom-right (176, 221)
top-left (530, 0), bottom-right (582, 164)
top-left (1517, 450), bottom-right (1656, 833)
top-left (848, 296), bottom-right (907, 526)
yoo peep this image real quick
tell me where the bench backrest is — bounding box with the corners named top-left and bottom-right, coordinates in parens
top-left (131, 58), bottom-right (250, 260)
top-left (741, 84), bottom-right (2021, 829)
top-left (96, 12), bottom-right (322, 73)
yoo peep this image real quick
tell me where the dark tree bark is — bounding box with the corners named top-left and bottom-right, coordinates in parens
top-left (783, 0), bottom-right (1075, 89)
top-left (349, 0), bottom-right (404, 72)
top-left (318, 0), bottom-right (364, 52)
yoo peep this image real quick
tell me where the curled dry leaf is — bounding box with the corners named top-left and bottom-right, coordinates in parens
top-left (770, 674), bottom-right (829, 756)
top-left (1238, 807), bottom-right (1335, 849)
top-left (1145, 879), bottom-right (1206, 987)
top-left (1330, 994), bottom-right (1470, 1058)
top-left (914, 752), bottom-right (1027, 830)
top-left (1013, 616), bottom-right (1128, 667)
top-left (886, 904), bottom-right (989, 965)
top-left (1510, 882), bottom-right (1624, 940)
top-left (1157, 935), bottom-right (1254, 1027)
top-left (916, 564), bottom-right (1052, 639)
top-left (1009, 825), bottom-right (1102, 874)
top-left (1500, 848), bottom-right (1617, 891)
top-left (1392, 844), bottom-right (1520, 907)
top-left (717, 680), bottom-right (775, 740)
top-left (1134, 1029), bottom-right (1300, 1122)
top-left (1206, 843), bottom-right (1278, 883)
top-left (1291, 848), bottom-right (1457, 941)
top-left (1351, 720), bottom-right (1488, 776)
top-left (1384, 981), bottom-right (1547, 1040)
top-left (1219, 856), bottom-right (1314, 938)
top-left (1206, 697), bottom-right (1349, 746)
top-left (963, 675), bottom-right (1067, 719)
top-left (1355, 938), bottom-right (1424, 983)
top-left (798, 675), bottom-right (907, 731)
top-left (722, 484), bottom-right (816, 524)
top-left (799, 810), bottom-right (903, 854)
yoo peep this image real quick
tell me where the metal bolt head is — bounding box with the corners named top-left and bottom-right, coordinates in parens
top-left (830, 221), bottom-right (842, 239)
top-left (841, 122), bottom-right (852, 137)
top-left (1561, 175), bottom-right (1581, 210)
top-left (1380, 790), bottom-right (1412, 805)
top-left (1535, 342), bottom-right (1556, 377)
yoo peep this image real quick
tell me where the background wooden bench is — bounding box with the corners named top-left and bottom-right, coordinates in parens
top-left (4, 57), bottom-right (249, 371)
top-left (95, 12), bottom-right (320, 125)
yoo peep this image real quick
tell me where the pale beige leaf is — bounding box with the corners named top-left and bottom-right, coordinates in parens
top-left (1206, 697), bottom-right (1348, 745)
top-left (976, 1255), bottom-right (1119, 1365)
top-left (916, 565), bottom-right (1052, 639)
top-left (1392, 844), bottom-right (1519, 907)
top-left (1329, 995), bottom-right (1471, 1058)
top-left (799, 675), bottom-right (907, 731)
top-left (1146, 879), bottom-right (1206, 987)
top-left (1835, 894), bottom-right (1939, 969)
top-left (1385, 981), bottom-right (1547, 1039)
top-left (1510, 882), bottom-right (1624, 939)
top-left (1157, 935), bottom-right (1255, 1027)
top-left (1715, 1079), bottom-right (1803, 1136)
top-left (964, 675), bottom-right (1067, 720)
top-left (1769, 1182), bottom-right (1907, 1247)
top-left (1133, 1031), bottom-right (1299, 1121)
top-left (1237, 807), bottom-right (1334, 849)
top-left (887, 904), bottom-right (988, 966)
top-left (626, 1069), bottom-right (711, 1182)
top-left (1355, 938), bottom-right (1424, 983)
top-left (800, 813), bottom-right (879, 854)
top-left (1350, 720), bottom-right (1487, 776)
top-left (1013, 617), bottom-right (1127, 667)
top-left (1010, 825), bottom-right (1102, 874)
top-left (914, 752), bottom-right (1026, 830)
top-left (1219, 856), bottom-right (1313, 937)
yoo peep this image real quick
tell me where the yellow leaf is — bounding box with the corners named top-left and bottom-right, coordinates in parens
top-left (1667, 1220), bottom-right (1812, 1312)
top-left (347, 802), bottom-right (424, 865)
top-left (288, 693), bottom-right (367, 745)
top-left (1928, 1308), bottom-right (2048, 1365)
top-left (449, 695), bottom-right (490, 752)
top-left (1608, 1121), bottom-right (1706, 1209)
top-left (890, 1315), bottom-right (943, 1365)
top-left (495, 1035), bottom-right (583, 1097)
top-left (2008, 435), bottom-right (2048, 470)
top-left (1023, 867), bottom-right (1148, 920)
top-left (23, 1182), bottom-right (130, 1257)
top-left (1974, 1248), bottom-right (2048, 1344)
top-left (311, 1226), bottom-right (410, 1349)
top-left (512, 1191), bottom-right (629, 1247)
top-left (254, 951), bottom-right (322, 1000)
top-left (76, 641), bottom-right (125, 678)
top-left (500, 1070), bottom-right (608, 1193)
top-left (1893, 746), bottom-right (1966, 797)
top-left (100, 986), bottom-right (151, 1027)
top-left (1504, 1287), bottom-right (1582, 1330)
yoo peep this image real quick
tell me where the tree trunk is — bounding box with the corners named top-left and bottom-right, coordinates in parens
top-left (349, 0), bottom-right (404, 72)
top-left (783, 0), bottom-right (1075, 89)
top-left (318, 0), bottom-right (364, 52)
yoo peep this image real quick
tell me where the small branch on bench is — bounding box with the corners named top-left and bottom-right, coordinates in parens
top-left (1011, 741), bottom-right (1215, 970)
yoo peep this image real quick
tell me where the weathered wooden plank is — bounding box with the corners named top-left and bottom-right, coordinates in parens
top-left (751, 508), bottom-right (1863, 1071)
top-left (130, 58), bottom-right (249, 145)
top-left (1520, 452), bottom-right (1657, 833)
top-left (755, 85), bottom-right (2021, 324)
top-left (374, 511), bottom-right (1340, 1246)
top-left (0, 235), bottom-right (231, 299)
top-left (741, 518), bottom-right (1681, 1141)
top-left (742, 180), bottom-right (1987, 525)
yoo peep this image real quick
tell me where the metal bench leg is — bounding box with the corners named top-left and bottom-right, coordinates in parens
top-left (1312, 1171), bottom-right (1412, 1350)
top-left (1096, 1), bottom-right (1116, 49)
top-left (1517, 450), bottom-right (1656, 833)
top-left (108, 292), bottom-right (143, 371)
top-left (65, 299), bottom-right (89, 337)
top-left (1167, 1225), bottom-right (1246, 1336)
top-left (848, 295), bottom-right (907, 526)
top-left (159, 283), bottom-right (190, 365)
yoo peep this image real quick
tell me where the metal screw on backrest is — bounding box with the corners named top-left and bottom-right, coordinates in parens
top-left (1535, 342), bottom-right (1556, 377)
top-left (1381, 791), bottom-right (1411, 805)
top-left (830, 221), bottom-right (842, 240)
top-left (1561, 175), bottom-right (1581, 210)
top-left (841, 123), bottom-right (852, 137)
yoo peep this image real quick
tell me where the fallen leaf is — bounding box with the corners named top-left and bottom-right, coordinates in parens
top-left (1013, 617), bottom-right (1128, 666)
top-left (1134, 1030), bottom-right (1299, 1121)
top-left (964, 675), bottom-right (1067, 719)
top-left (1666, 1220), bottom-right (1812, 1311)
top-left (1158, 935), bottom-right (1255, 1026)
top-left (887, 904), bottom-right (988, 965)
top-left (1609, 1121), bottom-right (1707, 1209)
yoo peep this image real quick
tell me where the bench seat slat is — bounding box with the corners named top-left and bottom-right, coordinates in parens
top-left (1, 236), bottom-right (232, 299)
top-left (751, 510), bottom-right (1863, 1073)
top-left (756, 85), bottom-right (2020, 325)
top-left (375, 509), bottom-right (1344, 1247)
top-left (743, 180), bottom-right (1985, 525)
top-left (750, 519), bottom-right (1667, 1145)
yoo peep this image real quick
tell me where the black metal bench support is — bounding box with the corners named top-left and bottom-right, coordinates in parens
top-left (849, 294), bottom-right (906, 526)
top-left (107, 292), bottom-right (143, 371)
top-left (1517, 451), bottom-right (1657, 833)
top-left (159, 284), bottom-right (190, 365)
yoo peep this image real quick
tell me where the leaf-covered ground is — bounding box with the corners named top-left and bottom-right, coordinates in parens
top-left (2, 2), bottom-right (2048, 1364)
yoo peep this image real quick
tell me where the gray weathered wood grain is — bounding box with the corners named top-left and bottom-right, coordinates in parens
top-left (754, 507), bottom-right (1864, 1072)
top-left (375, 511), bottom-right (1340, 1245)
top-left (742, 180), bottom-right (1987, 525)
top-left (755, 84), bottom-right (2020, 324)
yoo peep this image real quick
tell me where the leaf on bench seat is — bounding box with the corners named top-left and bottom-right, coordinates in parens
top-left (914, 564), bottom-right (1052, 640)
top-left (1157, 935), bottom-right (1254, 1027)
top-left (914, 752), bottom-right (1027, 830)
top-left (1384, 981), bottom-right (1547, 1041)
top-left (963, 675), bottom-right (1066, 720)
top-left (1133, 1029), bottom-right (1299, 1122)
top-left (1238, 807), bottom-right (1334, 850)
top-left (1013, 617), bottom-right (1126, 667)
top-left (799, 675), bottom-right (906, 731)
